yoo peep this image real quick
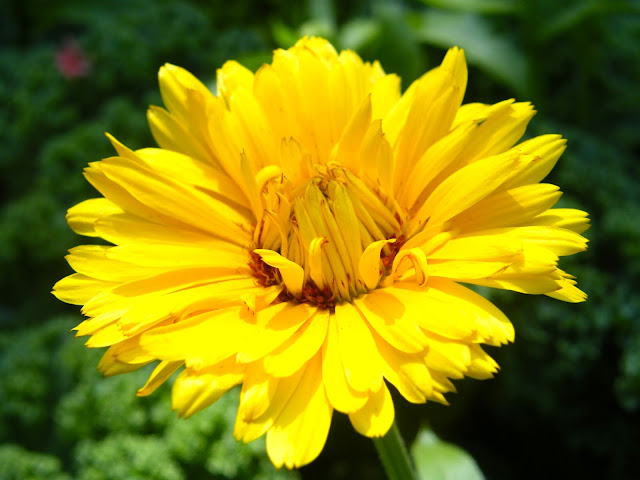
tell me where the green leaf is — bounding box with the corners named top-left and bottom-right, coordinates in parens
top-left (0, 445), bottom-right (71, 480)
top-left (410, 10), bottom-right (530, 96)
top-left (271, 21), bottom-right (300, 49)
top-left (368, 2), bottom-right (425, 83)
top-left (410, 428), bottom-right (485, 480)
top-left (299, 19), bottom-right (337, 40)
top-left (419, 0), bottom-right (518, 15)
top-left (537, 1), bottom-right (600, 42)
top-left (308, 0), bottom-right (336, 27)
top-left (537, 0), bottom-right (640, 42)
top-left (339, 18), bottom-right (382, 51)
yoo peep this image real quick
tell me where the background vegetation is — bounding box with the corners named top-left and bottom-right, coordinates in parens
top-left (1, 0), bottom-right (639, 478)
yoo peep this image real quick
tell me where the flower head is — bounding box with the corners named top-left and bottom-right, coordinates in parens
top-left (54, 37), bottom-right (589, 468)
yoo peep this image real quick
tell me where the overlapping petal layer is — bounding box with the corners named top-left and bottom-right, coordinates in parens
top-left (54, 37), bottom-right (589, 468)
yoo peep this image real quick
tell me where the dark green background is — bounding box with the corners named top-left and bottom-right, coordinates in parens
top-left (1, 0), bottom-right (639, 478)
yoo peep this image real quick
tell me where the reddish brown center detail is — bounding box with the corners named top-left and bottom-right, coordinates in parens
top-left (381, 235), bottom-right (406, 271)
top-left (248, 251), bottom-right (279, 287)
top-left (300, 282), bottom-right (336, 310)
top-left (248, 253), bottom-right (337, 310)
top-left (276, 281), bottom-right (335, 310)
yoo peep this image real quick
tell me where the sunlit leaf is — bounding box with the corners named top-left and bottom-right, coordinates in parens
top-left (419, 0), bottom-right (518, 15)
top-left (369, 2), bottom-right (425, 83)
top-left (339, 18), bottom-right (382, 51)
top-left (299, 19), bottom-right (337, 40)
top-left (271, 21), bottom-right (300, 49)
top-left (410, 10), bottom-right (530, 96)
top-left (309, 0), bottom-right (336, 27)
top-left (538, 0), bottom-right (640, 42)
top-left (411, 428), bottom-right (485, 480)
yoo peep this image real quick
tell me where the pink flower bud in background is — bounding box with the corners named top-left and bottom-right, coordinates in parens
top-left (56, 37), bottom-right (91, 79)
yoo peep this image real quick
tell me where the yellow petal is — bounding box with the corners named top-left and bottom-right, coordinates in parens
top-left (465, 345), bottom-right (499, 380)
top-left (467, 275), bottom-right (562, 295)
top-left (411, 151), bottom-right (520, 232)
top-left (97, 346), bottom-right (151, 376)
top-left (159, 63), bottom-right (213, 121)
top-left (545, 270), bottom-right (587, 303)
top-left (473, 226), bottom-right (588, 257)
top-left (217, 60), bottom-right (254, 104)
top-left (263, 309), bottom-right (329, 377)
top-left (96, 157), bottom-right (250, 244)
top-left (330, 94), bottom-right (372, 173)
top-left (134, 147), bottom-right (248, 210)
top-left (391, 247), bottom-right (429, 286)
top-left (105, 243), bottom-right (245, 269)
top-left (236, 302), bottom-right (317, 364)
top-left (526, 208), bottom-right (590, 234)
top-left (85, 322), bottom-right (132, 348)
top-left (94, 212), bottom-right (214, 246)
top-left (137, 360), bottom-right (183, 396)
top-left (402, 120), bottom-right (477, 209)
top-left (428, 278), bottom-right (515, 345)
top-left (335, 302), bottom-right (384, 393)
top-left (254, 65), bottom-right (299, 152)
top-left (321, 313), bottom-right (369, 413)
top-left (172, 357), bottom-right (244, 418)
top-left (359, 239), bottom-right (395, 290)
top-left (355, 290), bottom-right (427, 354)
top-left (253, 249), bottom-right (304, 296)
top-left (373, 334), bottom-right (434, 404)
top-left (348, 382), bottom-right (394, 438)
top-left (66, 198), bottom-right (123, 237)
top-left (451, 184), bottom-right (562, 232)
top-left (308, 236), bottom-right (329, 290)
top-left (235, 363), bottom-right (304, 443)
top-left (456, 100), bottom-right (536, 163)
top-left (84, 161), bottom-right (174, 225)
top-left (64, 245), bottom-right (161, 283)
top-left (423, 335), bottom-right (471, 379)
top-left (500, 134), bottom-right (566, 190)
top-left (139, 307), bottom-right (254, 366)
top-left (53, 273), bottom-right (117, 305)
top-left (147, 106), bottom-right (210, 162)
top-left (427, 234), bottom-right (523, 261)
top-left (427, 259), bottom-right (509, 279)
top-left (370, 73), bottom-right (401, 121)
top-left (266, 353), bottom-right (333, 469)
top-left (388, 280), bottom-right (514, 345)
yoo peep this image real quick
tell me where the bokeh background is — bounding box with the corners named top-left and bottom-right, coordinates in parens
top-left (1, 0), bottom-right (639, 478)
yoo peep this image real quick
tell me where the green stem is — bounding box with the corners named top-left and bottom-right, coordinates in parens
top-left (373, 422), bottom-right (420, 480)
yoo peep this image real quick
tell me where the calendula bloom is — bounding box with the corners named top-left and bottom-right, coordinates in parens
top-left (53, 37), bottom-right (589, 468)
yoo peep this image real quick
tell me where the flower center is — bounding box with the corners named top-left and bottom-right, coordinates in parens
top-left (249, 165), bottom-right (406, 308)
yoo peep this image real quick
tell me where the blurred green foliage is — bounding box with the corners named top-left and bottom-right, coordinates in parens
top-left (0, 0), bottom-right (639, 478)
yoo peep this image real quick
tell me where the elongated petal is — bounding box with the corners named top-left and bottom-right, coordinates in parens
top-left (53, 273), bottom-right (117, 305)
top-left (348, 382), bottom-right (394, 437)
top-left (263, 309), bottom-right (329, 377)
top-left (266, 353), bottom-right (333, 469)
top-left (334, 302), bottom-right (384, 393)
top-left (355, 289), bottom-right (427, 354)
top-left (172, 358), bottom-right (244, 418)
top-left (137, 360), bottom-right (183, 396)
top-left (321, 314), bottom-right (369, 413)
top-left (411, 151), bottom-right (520, 231)
top-left (67, 198), bottom-right (123, 237)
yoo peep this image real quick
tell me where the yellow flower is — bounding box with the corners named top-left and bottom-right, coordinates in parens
top-left (53, 37), bottom-right (589, 468)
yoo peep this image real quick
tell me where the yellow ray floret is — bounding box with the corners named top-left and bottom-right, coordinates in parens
top-left (53, 36), bottom-right (589, 469)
